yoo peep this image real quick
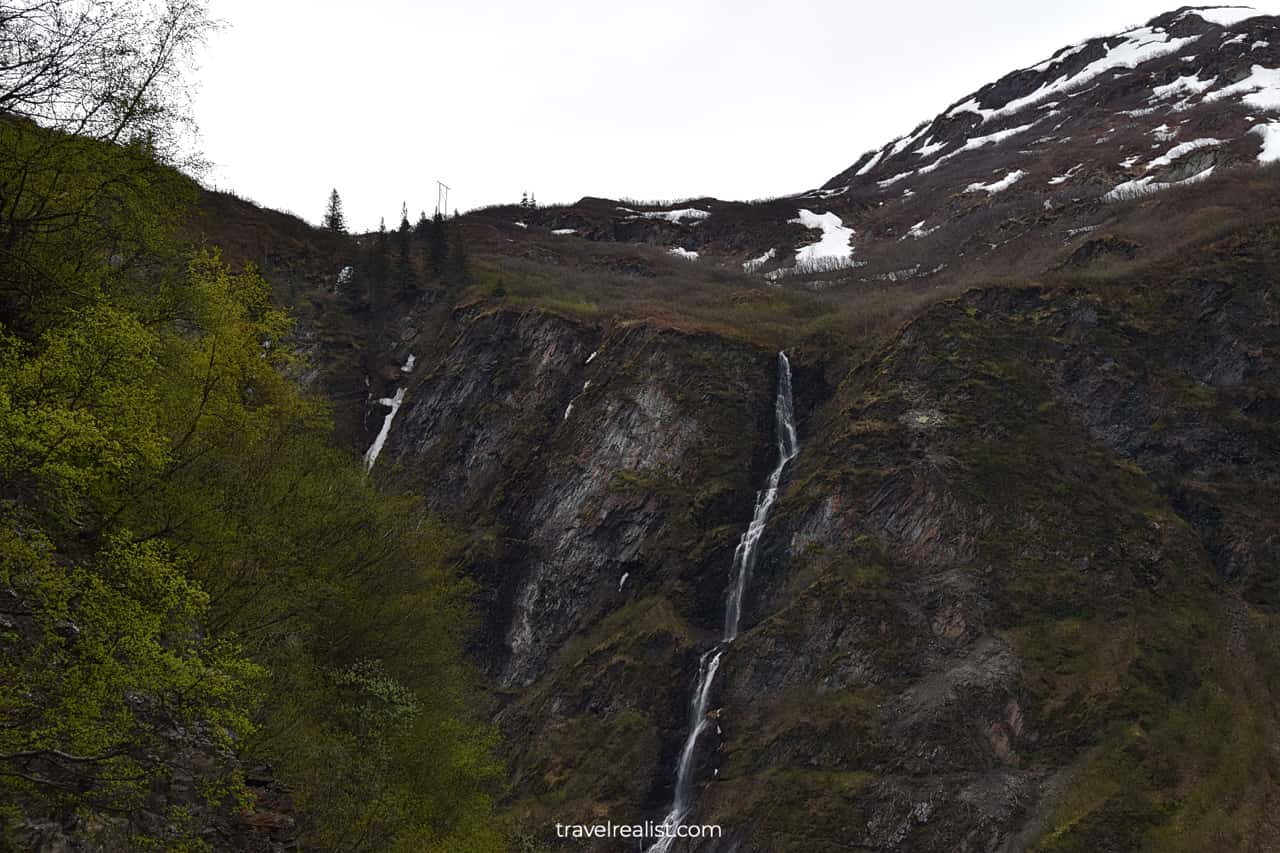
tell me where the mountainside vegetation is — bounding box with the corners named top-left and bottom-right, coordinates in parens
top-left (5, 2), bottom-right (1280, 851)
top-left (0, 2), bottom-right (501, 850)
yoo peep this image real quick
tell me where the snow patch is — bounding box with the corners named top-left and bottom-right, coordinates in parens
top-left (641, 207), bottom-right (711, 223)
top-left (949, 25), bottom-right (1198, 123)
top-left (877, 171), bottom-right (915, 188)
top-left (914, 138), bottom-right (948, 158)
top-left (966, 170), bottom-right (1026, 194)
top-left (915, 120), bottom-right (1039, 176)
top-left (743, 249), bottom-right (776, 273)
top-left (1146, 137), bottom-right (1224, 170)
top-left (618, 572), bottom-right (629, 591)
top-left (552, 228), bottom-right (576, 235)
top-left (514, 221), bottom-right (528, 229)
top-left (789, 209), bottom-right (854, 264)
top-left (1250, 121), bottom-right (1280, 163)
top-left (400, 353), bottom-right (416, 373)
top-left (1180, 6), bottom-right (1262, 27)
top-left (905, 221), bottom-right (938, 240)
top-left (669, 247), bottom-right (699, 260)
top-left (1049, 164), bottom-right (1084, 185)
top-left (889, 123), bottom-right (933, 157)
top-left (1152, 73), bottom-right (1218, 99)
top-left (1204, 64), bottom-right (1280, 110)
top-left (855, 148), bottom-right (886, 176)
top-left (1103, 165), bottom-right (1216, 201)
top-left (1030, 41), bottom-right (1091, 73)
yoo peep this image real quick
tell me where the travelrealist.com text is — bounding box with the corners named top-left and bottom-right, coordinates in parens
top-left (554, 821), bottom-right (724, 840)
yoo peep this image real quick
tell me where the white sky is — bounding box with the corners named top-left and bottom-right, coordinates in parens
top-left (193, 1), bottom-right (1279, 230)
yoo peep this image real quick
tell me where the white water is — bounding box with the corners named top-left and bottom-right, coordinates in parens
top-left (646, 352), bottom-right (800, 852)
top-left (363, 388), bottom-right (405, 472)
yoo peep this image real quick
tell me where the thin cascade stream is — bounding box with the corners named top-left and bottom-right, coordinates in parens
top-left (646, 351), bottom-right (800, 852)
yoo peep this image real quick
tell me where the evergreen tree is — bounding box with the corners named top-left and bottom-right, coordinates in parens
top-left (394, 202), bottom-right (416, 291)
top-left (323, 188), bottom-right (346, 232)
top-left (445, 227), bottom-right (471, 289)
top-left (427, 211), bottom-right (449, 276)
top-left (414, 210), bottom-right (430, 239)
top-left (369, 217), bottom-right (389, 313)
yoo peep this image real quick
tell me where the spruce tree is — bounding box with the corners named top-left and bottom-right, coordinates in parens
top-left (394, 202), bottom-right (415, 291)
top-left (369, 217), bottom-right (389, 311)
top-left (445, 227), bottom-right (471, 289)
top-left (427, 211), bottom-right (449, 277)
top-left (322, 188), bottom-right (346, 232)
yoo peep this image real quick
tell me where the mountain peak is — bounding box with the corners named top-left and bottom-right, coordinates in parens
top-left (484, 5), bottom-right (1279, 285)
top-left (825, 5), bottom-right (1279, 192)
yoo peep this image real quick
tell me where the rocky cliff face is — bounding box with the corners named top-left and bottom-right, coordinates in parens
top-left (363, 215), bottom-right (1279, 851)
top-left (376, 306), bottom-right (785, 689)
top-left (699, 246), bottom-right (1279, 850)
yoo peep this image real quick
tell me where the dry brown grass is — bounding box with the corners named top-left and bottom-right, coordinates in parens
top-left (455, 159), bottom-right (1280, 365)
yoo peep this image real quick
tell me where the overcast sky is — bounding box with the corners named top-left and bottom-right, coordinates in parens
top-left (193, 1), bottom-right (1280, 230)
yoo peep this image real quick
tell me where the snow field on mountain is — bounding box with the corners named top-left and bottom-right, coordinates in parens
top-left (1205, 64), bottom-right (1280, 110)
top-left (1181, 6), bottom-right (1264, 27)
top-left (966, 170), bottom-right (1027, 194)
top-left (1251, 121), bottom-right (1280, 162)
top-left (790, 209), bottom-right (854, 264)
top-left (949, 25), bottom-right (1197, 123)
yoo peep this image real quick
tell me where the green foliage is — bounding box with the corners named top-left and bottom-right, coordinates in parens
top-left (0, 124), bottom-right (501, 853)
top-left (0, 118), bottom-right (195, 334)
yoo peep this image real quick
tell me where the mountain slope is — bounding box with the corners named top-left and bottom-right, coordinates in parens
top-left (345, 8), bottom-right (1280, 852)
top-left (475, 6), bottom-right (1280, 291)
top-left (361, 209), bottom-right (1279, 852)
top-left (163, 7), bottom-right (1280, 852)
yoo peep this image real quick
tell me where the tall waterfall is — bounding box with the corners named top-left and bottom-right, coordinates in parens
top-left (646, 351), bottom-right (800, 852)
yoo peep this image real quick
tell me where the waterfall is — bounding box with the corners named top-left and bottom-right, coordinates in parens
top-left (723, 355), bottom-right (800, 642)
top-left (363, 388), bottom-right (405, 472)
top-left (646, 351), bottom-right (800, 852)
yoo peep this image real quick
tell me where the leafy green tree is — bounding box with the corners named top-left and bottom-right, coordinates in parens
top-left (0, 0), bottom-right (210, 160)
top-left (0, 0), bottom-right (211, 334)
top-left (0, 254), bottom-right (280, 822)
top-left (0, 5), bottom-right (505, 848)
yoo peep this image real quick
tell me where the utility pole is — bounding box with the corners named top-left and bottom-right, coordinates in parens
top-left (436, 181), bottom-right (451, 218)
